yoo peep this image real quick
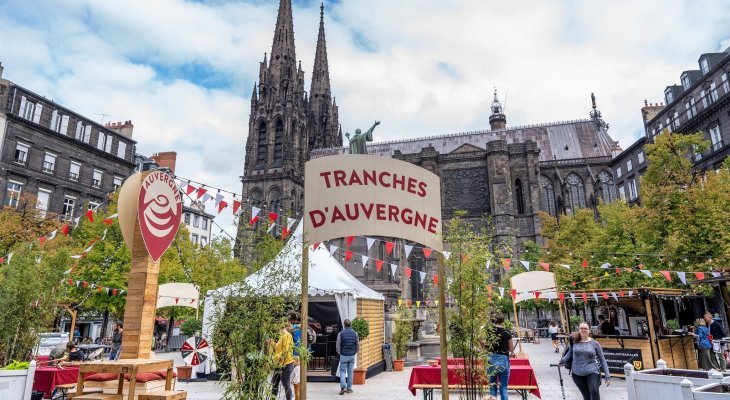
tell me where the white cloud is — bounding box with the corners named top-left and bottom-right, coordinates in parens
top-left (1, 0), bottom-right (729, 238)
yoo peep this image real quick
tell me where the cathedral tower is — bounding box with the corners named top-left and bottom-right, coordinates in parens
top-left (308, 4), bottom-right (341, 150)
top-left (489, 89), bottom-right (507, 130)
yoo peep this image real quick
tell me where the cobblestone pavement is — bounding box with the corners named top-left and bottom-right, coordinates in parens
top-left (165, 338), bottom-right (629, 399)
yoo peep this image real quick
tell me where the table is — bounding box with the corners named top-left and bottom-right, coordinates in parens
top-left (76, 359), bottom-right (175, 400)
top-left (32, 366), bottom-right (80, 399)
top-left (409, 364), bottom-right (541, 399)
top-left (434, 357), bottom-right (530, 366)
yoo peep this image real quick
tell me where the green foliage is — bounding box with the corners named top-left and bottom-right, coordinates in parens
top-left (392, 305), bottom-right (412, 360)
top-left (1, 360), bottom-right (30, 370)
top-left (569, 316), bottom-right (583, 332)
top-left (180, 319), bottom-right (202, 337)
top-left (666, 319), bottom-right (680, 330)
top-left (502, 320), bottom-right (514, 332)
top-left (351, 317), bottom-right (369, 341)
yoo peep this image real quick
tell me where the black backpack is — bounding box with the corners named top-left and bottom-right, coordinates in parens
top-left (561, 337), bottom-right (574, 373)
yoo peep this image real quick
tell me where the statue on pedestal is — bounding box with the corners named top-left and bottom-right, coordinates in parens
top-left (345, 121), bottom-right (380, 155)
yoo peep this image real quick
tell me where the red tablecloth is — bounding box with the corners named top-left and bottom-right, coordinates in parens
top-left (435, 357), bottom-right (530, 366)
top-left (409, 364), bottom-right (541, 398)
top-left (33, 366), bottom-right (80, 399)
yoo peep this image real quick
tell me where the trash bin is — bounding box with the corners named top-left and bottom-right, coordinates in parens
top-left (330, 356), bottom-right (339, 376)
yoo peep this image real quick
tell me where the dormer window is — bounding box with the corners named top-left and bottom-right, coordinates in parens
top-left (700, 57), bottom-right (710, 74)
top-left (665, 88), bottom-right (674, 104)
top-left (681, 74), bottom-right (691, 90)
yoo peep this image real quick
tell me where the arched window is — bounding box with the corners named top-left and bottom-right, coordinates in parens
top-left (514, 178), bottom-right (525, 215)
top-left (540, 175), bottom-right (556, 216)
top-left (565, 173), bottom-right (586, 215)
top-left (256, 121), bottom-right (267, 167)
top-left (269, 187), bottom-right (281, 216)
top-left (249, 189), bottom-right (263, 228)
top-left (597, 171), bottom-right (616, 204)
top-left (273, 119), bottom-right (284, 166)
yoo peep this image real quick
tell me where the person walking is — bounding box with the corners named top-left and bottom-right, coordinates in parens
top-left (549, 321), bottom-right (560, 353)
top-left (559, 321), bottom-right (611, 400)
top-left (268, 323), bottom-right (295, 400)
top-left (109, 322), bottom-right (123, 360)
top-left (485, 315), bottom-right (515, 400)
top-left (336, 319), bottom-right (359, 395)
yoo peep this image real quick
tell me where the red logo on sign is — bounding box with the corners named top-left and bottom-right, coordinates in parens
top-left (138, 171), bottom-right (182, 261)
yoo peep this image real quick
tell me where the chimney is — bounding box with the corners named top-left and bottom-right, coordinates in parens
top-left (0, 62), bottom-right (4, 79)
top-left (150, 151), bottom-right (177, 174)
top-left (105, 120), bottom-right (134, 139)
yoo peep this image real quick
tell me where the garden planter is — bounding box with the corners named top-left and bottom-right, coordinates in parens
top-left (353, 368), bottom-right (366, 384)
top-left (625, 360), bottom-right (728, 400)
top-left (0, 360), bottom-right (37, 400)
top-left (393, 359), bottom-right (405, 371)
top-left (176, 365), bottom-right (193, 380)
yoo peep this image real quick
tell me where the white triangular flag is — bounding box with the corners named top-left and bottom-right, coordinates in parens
top-left (712, 272), bottom-right (721, 278)
top-left (628, 290), bottom-right (634, 297)
top-left (105, 288), bottom-right (110, 295)
top-left (366, 237), bottom-right (376, 250)
top-left (251, 206), bottom-right (261, 218)
top-left (63, 268), bottom-right (72, 275)
top-left (267, 222), bottom-right (276, 232)
top-left (76, 281), bottom-right (82, 287)
top-left (546, 292), bottom-right (556, 302)
top-left (498, 287), bottom-right (505, 298)
top-left (600, 262), bottom-right (611, 269)
top-left (101, 229), bottom-right (108, 241)
top-left (48, 230), bottom-right (57, 240)
top-left (35, 255), bottom-right (42, 264)
top-left (201, 193), bottom-right (213, 204)
top-left (520, 260), bottom-right (530, 271)
top-left (611, 292), bottom-right (619, 302)
top-left (73, 217), bottom-right (81, 227)
top-left (178, 180), bottom-right (189, 192)
top-left (83, 243), bottom-right (95, 253)
top-left (286, 217), bottom-right (297, 229)
top-left (419, 271), bottom-right (426, 283)
top-left (390, 263), bottom-right (398, 279)
top-left (561, 264), bottom-right (571, 269)
top-left (361, 255), bottom-right (370, 267)
top-left (443, 251), bottom-right (451, 260)
top-left (677, 271), bottom-right (687, 285)
top-left (108, 213), bottom-right (118, 219)
top-left (329, 244), bottom-right (338, 256)
top-left (215, 193), bottom-right (223, 208)
top-left (71, 255), bottom-right (83, 259)
top-left (640, 270), bottom-right (653, 278)
top-left (486, 259), bottom-right (491, 271)
top-left (404, 245), bottom-right (413, 259)
top-left (7, 253), bottom-right (13, 264)
top-left (570, 293), bottom-right (576, 303)
top-left (592, 293), bottom-right (599, 303)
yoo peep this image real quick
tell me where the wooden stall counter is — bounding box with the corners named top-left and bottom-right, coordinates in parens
top-left (657, 335), bottom-right (698, 370)
top-left (594, 334), bottom-right (697, 376)
top-left (75, 359), bottom-right (178, 400)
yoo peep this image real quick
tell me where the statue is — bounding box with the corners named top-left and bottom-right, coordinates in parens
top-left (345, 121), bottom-right (380, 155)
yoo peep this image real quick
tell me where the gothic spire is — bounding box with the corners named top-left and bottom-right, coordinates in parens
top-left (489, 87), bottom-right (506, 130)
top-left (310, 2), bottom-right (331, 97)
top-left (271, 0), bottom-right (296, 64)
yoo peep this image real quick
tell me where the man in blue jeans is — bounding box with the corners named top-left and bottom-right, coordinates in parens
top-left (336, 319), bottom-right (359, 395)
top-left (483, 315), bottom-right (515, 400)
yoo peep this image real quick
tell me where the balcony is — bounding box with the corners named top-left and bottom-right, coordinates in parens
top-left (14, 157), bottom-right (26, 165)
top-left (711, 141), bottom-right (724, 152)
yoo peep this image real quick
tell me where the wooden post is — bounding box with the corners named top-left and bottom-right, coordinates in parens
top-left (436, 252), bottom-right (449, 399)
top-left (512, 299), bottom-right (524, 354)
top-left (63, 306), bottom-right (78, 343)
top-left (300, 237), bottom-right (309, 400)
top-left (643, 292), bottom-right (660, 364)
top-left (120, 172), bottom-right (160, 359)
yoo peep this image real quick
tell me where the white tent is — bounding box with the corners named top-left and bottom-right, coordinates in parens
top-left (200, 221), bottom-right (383, 373)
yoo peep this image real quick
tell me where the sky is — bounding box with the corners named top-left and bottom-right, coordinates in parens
top-left (1, 0), bottom-right (729, 239)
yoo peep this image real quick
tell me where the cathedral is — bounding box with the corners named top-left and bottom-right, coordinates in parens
top-left (237, 0), bottom-right (622, 300)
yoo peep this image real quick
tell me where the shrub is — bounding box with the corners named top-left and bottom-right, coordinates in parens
top-left (392, 306), bottom-right (412, 359)
top-left (180, 319), bottom-right (202, 337)
top-left (351, 317), bottom-right (369, 341)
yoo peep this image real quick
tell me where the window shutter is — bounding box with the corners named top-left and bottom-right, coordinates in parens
top-left (97, 133), bottom-right (105, 149)
top-left (105, 136), bottom-right (113, 153)
top-left (19, 96), bottom-right (27, 117)
top-left (51, 110), bottom-right (59, 131)
top-left (32, 104), bottom-right (43, 124)
top-left (60, 115), bottom-right (70, 135)
top-left (84, 125), bottom-right (92, 143)
top-left (76, 121), bottom-right (84, 140)
top-left (117, 141), bottom-right (127, 159)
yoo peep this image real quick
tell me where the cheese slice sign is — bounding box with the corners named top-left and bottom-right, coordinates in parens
top-left (138, 171), bottom-right (182, 261)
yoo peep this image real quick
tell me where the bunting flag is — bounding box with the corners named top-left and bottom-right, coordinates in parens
top-left (570, 293), bottom-right (576, 303)
top-left (405, 268), bottom-right (412, 279)
top-left (442, 251), bottom-right (451, 260)
top-left (178, 180), bottom-right (189, 192)
top-left (534, 291), bottom-right (541, 300)
top-left (538, 262), bottom-right (550, 272)
top-left (581, 292), bottom-right (588, 302)
top-left (416, 300), bottom-right (421, 308)
top-left (201, 193), bottom-right (213, 204)
top-left (559, 293), bottom-right (565, 303)
top-left (268, 211), bottom-right (278, 224)
top-left (611, 292), bottom-right (619, 302)
top-left (561, 264), bottom-right (571, 269)
top-left (346, 236), bottom-right (355, 248)
top-left (312, 242), bottom-right (321, 251)
top-left (640, 270), bottom-right (653, 278)
top-left (582, 259), bottom-right (588, 268)
top-left (510, 289), bottom-right (517, 299)
top-left (329, 244), bottom-right (338, 256)
top-left (592, 293), bottom-right (599, 303)
top-left (601, 292), bottom-right (609, 300)
top-left (390, 263), bottom-right (398, 279)
top-left (498, 287), bottom-right (505, 298)
top-left (281, 217), bottom-right (297, 239)
top-left (249, 206), bottom-right (261, 225)
top-left (345, 250), bottom-right (353, 263)
top-left (361, 255), bottom-right (370, 267)
top-left (404, 245), bottom-right (414, 258)
top-left (385, 241), bottom-right (395, 255)
top-left (39, 236), bottom-right (47, 246)
top-left (86, 209), bottom-right (94, 223)
top-left (48, 230), bottom-right (57, 240)
top-left (376, 260), bottom-right (383, 272)
top-left (547, 292), bottom-right (556, 302)
top-left (660, 271), bottom-right (672, 282)
top-left (502, 258), bottom-right (511, 271)
top-left (694, 272), bottom-right (705, 280)
top-left (712, 272), bottom-right (721, 278)
top-left (196, 186), bottom-right (207, 199)
top-left (218, 200), bottom-right (228, 213)
top-left (677, 271), bottom-right (687, 285)
top-left (232, 200), bottom-right (241, 215)
top-left (266, 221), bottom-right (276, 233)
top-left (185, 184), bottom-right (196, 196)
top-left (433, 275), bottom-right (438, 285)
top-left (366, 238), bottom-right (376, 250)
top-left (600, 262), bottom-right (611, 269)
top-left (486, 259), bottom-right (491, 271)
top-left (423, 248), bottom-right (432, 258)
top-left (520, 260), bottom-right (530, 271)
top-left (398, 299), bottom-right (403, 306)
top-left (628, 290), bottom-right (634, 297)
top-left (61, 224), bottom-right (69, 236)
top-left (419, 271), bottom-right (426, 283)
top-left (103, 218), bottom-right (114, 225)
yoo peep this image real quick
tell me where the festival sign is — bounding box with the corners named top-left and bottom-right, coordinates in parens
top-left (137, 171), bottom-right (183, 261)
top-left (304, 154), bottom-right (443, 252)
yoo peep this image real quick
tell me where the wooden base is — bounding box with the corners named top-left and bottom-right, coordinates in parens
top-left (138, 391), bottom-right (187, 400)
top-left (72, 394), bottom-right (123, 400)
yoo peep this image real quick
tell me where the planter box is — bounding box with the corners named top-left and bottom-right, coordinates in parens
top-left (0, 361), bottom-right (37, 400)
top-left (679, 380), bottom-right (730, 399)
top-left (625, 359), bottom-right (727, 400)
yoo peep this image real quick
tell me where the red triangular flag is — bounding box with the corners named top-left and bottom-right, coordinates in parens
top-left (346, 236), bottom-right (355, 248)
top-left (97, 286), bottom-right (102, 293)
top-left (423, 248), bottom-right (433, 258)
top-left (660, 271), bottom-right (672, 282)
top-left (559, 293), bottom-right (565, 303)
top-left (186, 184), bottom-right (196, 196)
top-left (407, 300), bottom-right (412, 307)
top-left (68, 279), bottom-right (73, 286)
top-left (103, 218), bottom-right (114, 225)
top-left (218, 200), bottom-right (228, 213)
top-left (615, 268), bottom-right (621, 275)
top-left (619, 291), bottom-right (626, 297)
top-left (581, 292), bottom-right (588, 302)
top-left (39, 236), bottom-right (47, 246)
top-left (86, 209), bottom-right (94, 223)
top-left (232, 200), bottom-right (241, 214)
top-left (376, 260), bottom-right (383, 272)
top-left (581, 259), bottom-right (588, 268)
top-left (510, 289), bottom-right (517, 299)
top-left (61, 224), bottom-right (69, 236)
top-left (196, 186), bottom-right (207, 199)
top-left (249, 215), bottom-right (259, 226)
top-left (601, 292), bottom-right (609, 300)
top-left (345, 250), bottom-right (353, 263)
top-left (83, 281), bottom-right (88, 288)
top-left (385, 241), bottom-right (395, 255)
top-left (571, 281), bottom-right (577, 286)
top-left (175, 297), bottom-right (179, 304)
top-left (112, 289), bottom-right (118, 296)
top-left (487, 285), bottom-right (493, 293)
top-left (534, 291), bottom-right (541, 300)
top-left (694, 272), bottom-right (705, 280)
top-left (268, 212), bottom-right (278, 224)
top-left (502, 258), bottom-right (511, 271)
top-left (433, 275), bottom-right (439, 285)
top-left (281, 227), bottom-right (290, 239)
top-left (405, 268), bottom-right (412, 279)
top-left (538, 262), bottom-right (550, 272)
top-left (313, 242), bottom-right (321, 251)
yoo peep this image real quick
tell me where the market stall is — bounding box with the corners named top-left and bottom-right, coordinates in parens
top-left (561, 288), bottom-right (698, 375)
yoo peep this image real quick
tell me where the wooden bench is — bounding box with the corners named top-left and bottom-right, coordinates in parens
top-left (412, 383), bottom-right (539, 400)
top-left (66, 388), bottom-right (104, 400)
top-left (138, 390), bottom-right (187, 400)
top-left (70, 394), bottom-right (122, 400)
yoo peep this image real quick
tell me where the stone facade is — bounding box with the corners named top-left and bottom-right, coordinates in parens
top-left (0, 67), bottom-right (136, 220)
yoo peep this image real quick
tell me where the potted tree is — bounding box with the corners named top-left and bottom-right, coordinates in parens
top-left (350, 317), bottom-right (370, 384)
top-left (392, 306), bottom-right (412, 371)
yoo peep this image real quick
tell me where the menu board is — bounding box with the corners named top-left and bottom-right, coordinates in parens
top-left (603, 348), bottom-right (643, 374)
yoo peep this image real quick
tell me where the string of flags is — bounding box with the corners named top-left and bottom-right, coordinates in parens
top-left (64, 278), bottom-right (125, 297)
top-left (157, 295), bottom-right (198, 305)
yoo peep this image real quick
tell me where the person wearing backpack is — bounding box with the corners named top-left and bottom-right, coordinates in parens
top-left (559, 322), bottom-right (611, 400)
